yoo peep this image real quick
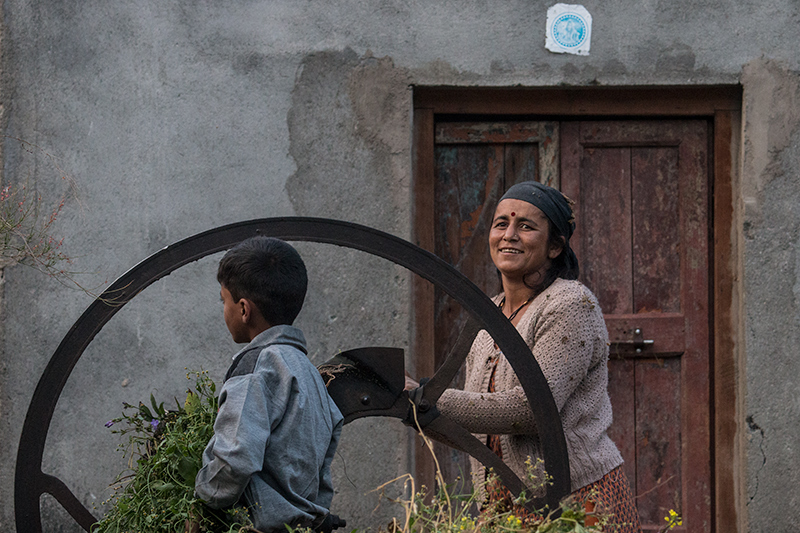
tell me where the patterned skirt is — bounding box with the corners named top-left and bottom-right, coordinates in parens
top-left (484, 360), bottom-right (641, 532)
top-left (570, 466), bottom-right (642, 533)
top-left (483, 462), bottom-right (642, 532)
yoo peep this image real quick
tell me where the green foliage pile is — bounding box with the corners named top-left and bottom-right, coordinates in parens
top-left (374, 470), bottom-right (606, 533)
top-left (367, 420), bottom-right (607, 533)
top-left (93, 370), bottom-right (254, 533)
top-left (94, 371), bottom-right (672, 533)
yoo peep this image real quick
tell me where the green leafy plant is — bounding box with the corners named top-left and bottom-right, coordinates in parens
top-left (93, 370), bottom-right (255, 533)
top-left (96, 376), bottom-right (628, 533)
top-left (358, 405), bottom-right (608, 533)
top-left (368, 468), bottom-right (606, 533)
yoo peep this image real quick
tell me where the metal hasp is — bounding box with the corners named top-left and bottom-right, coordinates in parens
top-left (15, 217), bottom-right (571, 532)
top-left (611, 327), bottom-right (655, 354)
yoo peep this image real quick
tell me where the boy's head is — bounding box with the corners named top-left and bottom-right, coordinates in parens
top-left (217, 237), bottom-right (307, 342)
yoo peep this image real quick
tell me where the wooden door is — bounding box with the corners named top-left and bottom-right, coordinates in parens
top-left (561, 120), bottom-right (711, 532)
top-left (430, 119), bottom-right (712, 532)
top-left (432, 121), bottom-right (559, 487)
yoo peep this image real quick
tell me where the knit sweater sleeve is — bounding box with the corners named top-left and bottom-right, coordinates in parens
top-left (438, 281), bottom-right (604, 435)
top-left (438, 386), bottom-right (537, 435)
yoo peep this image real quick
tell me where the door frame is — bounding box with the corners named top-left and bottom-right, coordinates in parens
top-left (411, 86), bottom-right (743, 533)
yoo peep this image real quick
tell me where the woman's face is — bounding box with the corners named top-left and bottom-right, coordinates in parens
top-left (489, 199), bottom-right (562, 284)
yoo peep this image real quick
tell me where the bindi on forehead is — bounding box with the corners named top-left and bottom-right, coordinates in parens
top-left (511, 212), bottom-right (516, 217)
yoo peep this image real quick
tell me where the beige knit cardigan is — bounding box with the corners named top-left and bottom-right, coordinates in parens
top-left (437, 278), bottom-right (623, 498)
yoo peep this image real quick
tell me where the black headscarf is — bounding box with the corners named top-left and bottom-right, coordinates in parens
top-left (499, 180), bottom-right (579, 276)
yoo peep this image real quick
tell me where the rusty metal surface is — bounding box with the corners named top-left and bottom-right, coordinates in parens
top-left (322, 343), bottom-right (532, 501)
top-left (16, 217), bottom-right (571, 532)
top-left (321, 347), bottom-right (406, 423)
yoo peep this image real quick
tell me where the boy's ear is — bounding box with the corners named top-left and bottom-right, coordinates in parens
top-left (239, 298), bottom-right (254, 323)
top-left (239, 298), bottom-right (268, 326)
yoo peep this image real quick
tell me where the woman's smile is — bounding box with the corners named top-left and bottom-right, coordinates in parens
top-left (489, 199), bottom-right (560, 283)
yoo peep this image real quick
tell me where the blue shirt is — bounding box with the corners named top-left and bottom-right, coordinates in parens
top-left (195, 325), bottom-right (343, 531)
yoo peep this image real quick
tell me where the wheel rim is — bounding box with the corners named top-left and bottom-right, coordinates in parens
top-left (15, 217), bottom-right (570, 532)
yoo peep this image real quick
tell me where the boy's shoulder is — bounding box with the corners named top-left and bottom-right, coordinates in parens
top-left (225, 325), bottom-right (308, 380)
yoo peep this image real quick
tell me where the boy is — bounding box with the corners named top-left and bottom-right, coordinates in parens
top-left (195, 236), bottom-right (344, 532)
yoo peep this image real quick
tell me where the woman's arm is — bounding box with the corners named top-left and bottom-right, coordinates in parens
top-left (437, 281), bottom-right (606, 435)
top-left (438, 386), bottom-right (536, 434)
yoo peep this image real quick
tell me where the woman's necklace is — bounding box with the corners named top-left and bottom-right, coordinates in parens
top-left (498, 295), bottom-right (534, 322)
top-left (492, 295), bottom-right (535, 356)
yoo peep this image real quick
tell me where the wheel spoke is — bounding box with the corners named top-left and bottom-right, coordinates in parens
top-left (422, 317), bottom-right (481, 403)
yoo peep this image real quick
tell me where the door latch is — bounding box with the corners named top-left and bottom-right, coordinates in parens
top-left (615, 328), bottom-right (655, 353)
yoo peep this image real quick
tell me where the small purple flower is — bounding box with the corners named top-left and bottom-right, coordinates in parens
top-left (105, 420), bottom-right (114, 428)
top-left (150, 419), bottom-right (159, 431)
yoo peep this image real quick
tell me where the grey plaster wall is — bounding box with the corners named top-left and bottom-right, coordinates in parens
top-left (1, 1), bottom-right (800, 531)
top-left (740, 59), bottom-right (800, 532)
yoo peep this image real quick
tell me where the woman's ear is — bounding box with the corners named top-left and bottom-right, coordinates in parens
top-left (548, 236), bottom-right (566, 259)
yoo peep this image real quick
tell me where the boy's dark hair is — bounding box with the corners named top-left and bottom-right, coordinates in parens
top-left (217, 237), bottom-right (308, 326)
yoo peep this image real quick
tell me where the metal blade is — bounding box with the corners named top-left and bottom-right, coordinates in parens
top-left (320, 347), bottom-right (407, 423)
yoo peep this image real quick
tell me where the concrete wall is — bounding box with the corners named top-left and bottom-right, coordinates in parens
top-left (1, 1), bottom-right (799, 531)
top-left (740, 59), bottom-right (800, 531)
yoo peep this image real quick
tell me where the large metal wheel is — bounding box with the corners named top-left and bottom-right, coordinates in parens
top-left (15, 217), bottom-right (570, 532)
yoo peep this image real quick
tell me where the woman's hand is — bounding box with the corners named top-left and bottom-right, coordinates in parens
top-left (404, 371), bottom-right (419, 391)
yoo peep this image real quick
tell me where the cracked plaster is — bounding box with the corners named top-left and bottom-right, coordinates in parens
top-left (741, 57), bottom-right (800, 529)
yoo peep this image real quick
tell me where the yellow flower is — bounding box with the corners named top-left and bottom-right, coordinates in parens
top-left (457, 516), bottom-right (475, 531)
top-left (663, 509), bottom-right (683, 530)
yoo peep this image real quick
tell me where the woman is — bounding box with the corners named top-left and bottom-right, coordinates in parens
top-left (435, 181), bottom-right (640, 531)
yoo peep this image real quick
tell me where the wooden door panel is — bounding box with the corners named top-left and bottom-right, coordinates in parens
top-left (434, 144), bottom-right (503, 286)
top-left (505, 143), bottom-right (540, 186)
top-left (606, 360), bottom-right (635, 487)
top-left (579, 147), bottom-right (633, 315)
top-left (562, 120), bottom-right (710, 532)
top-left (636, 358), bottom-right (683, 525)
top-left (606, 314), bottom-right (686, 358)
top-left (434, 143), bottom-right (505, 488)
top-left (432, 122), bottom-right (559, 487)
top-left (435, 122), bottom-right (560, 188)
top-left (631, 148), bottom-right (681, 313)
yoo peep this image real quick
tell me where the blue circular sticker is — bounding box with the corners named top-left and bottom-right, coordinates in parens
top-left (551, 13), bottom-right (587, 48)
